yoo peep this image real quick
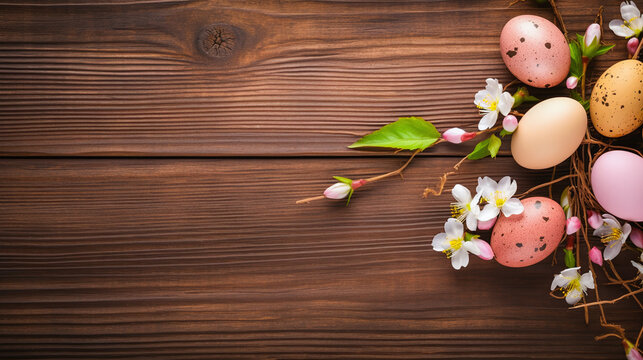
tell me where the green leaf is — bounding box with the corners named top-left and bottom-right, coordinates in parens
top-left (488, 134), bottom-right (501, 158)
top-left (570, 90), bottom-right (590, 112)
top-left (499, 129), bottom-right (512, 137)
top-left (464, 232), bottom-right (480, 242)
top-left (467, 138), bottom-right (491, 160)
top-left (563, 249), bottom-right (576, 268)
top-left (594, 44), bottom-right (614, 56)
top-left (523, 95), bottom-right (539, 102)
top-left (333, 176), bottom-right (353, 184)
top-left (348, 116), bottom-right (440, 150)
top-left (568, 40), bottom-right (583, 78)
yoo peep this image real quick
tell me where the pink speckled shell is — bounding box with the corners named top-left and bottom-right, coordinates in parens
top-left (491, 197), bottom-right (565, 268)
top-left (500, 15), bottom-right (570, 88)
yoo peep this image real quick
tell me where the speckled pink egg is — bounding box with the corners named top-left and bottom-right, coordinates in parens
top-left (591, 150), bottom-right (643, 221)
top-left (500, 15), bottom-right (570, 88)
top-left (491, 197), bottom-right (565, 267)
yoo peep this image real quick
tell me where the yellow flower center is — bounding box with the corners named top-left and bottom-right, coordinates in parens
top-left (450, 203), bottom-right (469, 222)
top-left (494, 191), bottom-right (506, 208)
top-left (442, 237), bottom-right (463, 258)
top-left (600, 227), bottom-right (623, 246)
top-left (561, 278), bottom-right (581, 296)
top-left (477, 97), bottom-right (498, 111)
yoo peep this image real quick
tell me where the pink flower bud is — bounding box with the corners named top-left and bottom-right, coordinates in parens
top-left (566, 216), bottom-right (581, 235)
top-left (477, 217), bottom-right (497, 230)
top-left (584, 23), bottom-right (601, 47)
top-left (589, 246), bottom-right (603, 266)
top-left (631, 227), bottom-right (643, 249)
top-left (502, 115), bottom-right (518, 133)
top-left (323, 182), bottom-right (351, 199)
top-left (566, 76), bottom-right (578, 89)
top-left (627, 37), bottom-right (640, 56)
top-left (587, 210), bottom-right (603, 229)
top-left (442, 127), bottom-right (476, 144)
top-left (472, 239), bottom-right (494, 260)
top-left (624, 340), bottom-right (643, 360)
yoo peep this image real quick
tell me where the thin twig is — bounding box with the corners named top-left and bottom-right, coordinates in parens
top-left (548, 0), bottom-right (568, 40)
top-left (517, 174), bottom-right (577, 199)
top-left (571, 288), bottom-right (643, 309)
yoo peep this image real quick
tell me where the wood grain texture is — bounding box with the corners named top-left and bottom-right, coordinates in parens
top-left (0, 0), bottom-right (633, 156)
top-left (0, 158), bottom-right (638, 359)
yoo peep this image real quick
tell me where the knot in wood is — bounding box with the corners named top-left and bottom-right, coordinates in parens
top-left (198, 24), bottom-right (236, 58)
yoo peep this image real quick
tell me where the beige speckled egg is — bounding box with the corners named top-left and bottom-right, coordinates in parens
top-left (511, 97), bottom-right (587, 169)
top-left (491, 197), bottom-right (565, 268)
top-left (500, 15), bottom-right (570, 88)
top-left (590, 59), bottom-right (643, 138)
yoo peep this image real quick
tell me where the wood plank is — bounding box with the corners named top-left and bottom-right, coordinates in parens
top-left (0, 0), bottom-right (630, 156)
top-left (0, 157), bottom-right (637, 359)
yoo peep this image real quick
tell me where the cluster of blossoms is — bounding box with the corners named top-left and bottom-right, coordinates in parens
top-left (550, 203), bottom-right (643, 306)
top-left (431, 176), bottom-right (523, 269)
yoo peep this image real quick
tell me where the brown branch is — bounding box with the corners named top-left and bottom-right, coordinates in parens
top-left (516, 174), bottom-right (577, 199)
top-left (571, 288), bottom-right (643, 309)
top-left (295, 195), bottom-right (326, 205)
top-left (423, 155), bottom-right (468, 198)
top-left (366, 149), bottom-right (421, 183)
top-left (608, 260), bottom-right (643, 310)
top-left (548, 0), bottom-right (568, 40)
top-left (634, 35), bottom-right (643, 59)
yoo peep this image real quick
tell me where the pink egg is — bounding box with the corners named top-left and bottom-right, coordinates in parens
top-left (591, 150), bottom-right (643, 221)
top-left (500, 15), bottom-right (570, 88)
top-left (491, 197), bottom-right (565, 267)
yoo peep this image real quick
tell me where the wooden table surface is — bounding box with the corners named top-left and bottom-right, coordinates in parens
top-left (1, 0), bottom-right (640, 358)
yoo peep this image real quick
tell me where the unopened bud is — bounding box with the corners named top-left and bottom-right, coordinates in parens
top-left (623, 340), bottom-right (643, 360)
top-left (566, 216), bottom-right (581, 235)
top-left (589, 246), bottom-right (603, 266)
top-left (587, 210), bottom-right (603, 229)
top-left (631, 227), bottom-right (643, 249)
top-left (323, 182), bottom-right (351, 199)
top-left (584, 23), bottom-right (601, 47)
top-left (502, 115), bottom-right (518, 133)
top-left (477, 217), bottom-right (497, 230)
top-left (566, 76), bottom-right (579, 90)
top-left (628, 37), bottom-right (640, 56)
top-left (442, 127), bottom-right (476, 144)
top-left (472, 238), bottom-right (495, 260)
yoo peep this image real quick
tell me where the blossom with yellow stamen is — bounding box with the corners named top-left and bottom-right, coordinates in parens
top-left (476, 176), bottom-right (524, 222)
top-left (450, 184), bottom-right (481, 231)
top-left (592, 214), bottom-right (632, 261)
top-left (432, 218), bottom-right (482, 270)
top-left (609, 1), bottom-right (643, 38)
top-left (473, 78), bottom-right (514, 130)
top-left (550, 267), bottom-right (595, 305)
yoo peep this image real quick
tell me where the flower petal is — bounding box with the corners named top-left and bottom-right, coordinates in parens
top-left (621, 2), bottom-right (641, 22)
top-left (431, 233), bottom-right (449, 251)
top-left (603, 240), bottom-right (624, 260)
top-left (560, 267), bottom-right (580, 278)
top-left (478, 110), bottom-right (498, 130)
top-left (580, 271), bottom-right (595, 290)
top-left (444, 218), bottom-right (463, 239)
top-left (622, 222), bottom-right (632, 241)
top-left (565, 289), bottom-right (582, 305)
top-left (485, 78), bottom-right (502, 98)
top-left (632, 261), bottom-right (643, 274)
top-left (463, 240), bottom-right (481, 256)
top-left (451, 184), bottom-right (472, 205)
top-left (609, 19), bottom-right (636, 37)
top-left (497, 176), bottom-right (511, 192)
top-left (478, 204), bottom-right (500, 221)
top-left (498, 92), bottom-right (514, 116)
top-left (631, 16), bottom-right (643, 32)
top-left (465, 212), bottom-right (478, 231)
top-left (474, 89), bottom-right (490, 107)
top-left (551, 274), bottom-right (569, 290)
top-left (451, 249), bottom-right (469, 270)
top-left (476, 176), bottom-right (497, 196)
top-left (501, 198), bottom-right (524, 217)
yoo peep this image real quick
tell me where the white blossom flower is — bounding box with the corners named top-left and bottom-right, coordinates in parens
top-left (631, 252), bottom-right (643, 278)
top-left (609, 1), bottom-right (643, 38)
top-left (450, 184), bottom-right (481, 231)
top-left (323, 182), bottom-right (351, 199)
top-left (432, 218), bottom-right (481, 270)
top-left (476, 176), bottom-right (524, 221)
top-left (474, 78), bottom-right (514, 130)
top-left (593, 214), bottom-right (632, 261)
top-left (550, 267), bottom-right (595, 305)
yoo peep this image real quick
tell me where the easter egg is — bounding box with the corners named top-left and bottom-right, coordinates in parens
top-left (590, 59), bottom-right (643, 138)
top-left (591, 150), bottom-right (643, 221)
top-left (511, 97), bottom-right (587, 169)
top-left (500, 15), bottom-right (570, 88)
top-left (491, 197), bottom-right (565, 267)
